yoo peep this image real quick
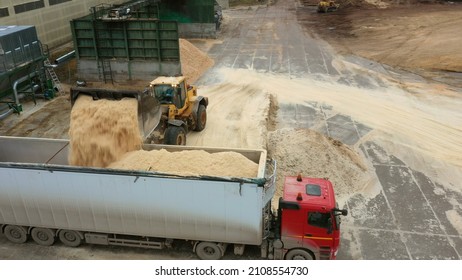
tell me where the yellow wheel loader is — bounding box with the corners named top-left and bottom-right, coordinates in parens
top-left (70, 76), bottom-right (208, 145)
top-left (317, 1), bottom-right (340, 13)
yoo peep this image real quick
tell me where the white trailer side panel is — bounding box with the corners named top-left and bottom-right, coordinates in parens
top-left (0, 166), bottom-right (266, 245)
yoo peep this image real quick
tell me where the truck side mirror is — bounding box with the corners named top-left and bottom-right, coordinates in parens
top-left (333, 208), bottom-right (348, 216)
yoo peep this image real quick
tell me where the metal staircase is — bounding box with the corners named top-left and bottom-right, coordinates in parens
top-left (93, 23), bottom-right (114, 84)
top-left (43, 58), bottom-right (64, 94)
top-left (97, 58), bottom-right (114, 84)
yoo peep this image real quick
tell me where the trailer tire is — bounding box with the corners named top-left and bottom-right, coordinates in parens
top-left (59, 230), bottom-right (82, 247)
top-left (194, 104), bottom-right (207, 132)
top-left (195, 242), bottom-right (223, 260)
top-left (285, 249), bottom-right (314, 260)
top-left (31, 227), bottom-right (55, 246)
top-left (164, 126), bottom-right (186, 145)
top-left (4, 225), bottom-right (28, 244)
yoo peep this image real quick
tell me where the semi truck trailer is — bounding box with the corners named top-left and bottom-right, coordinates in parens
top-left (0, 136), bottom-right (347, 260)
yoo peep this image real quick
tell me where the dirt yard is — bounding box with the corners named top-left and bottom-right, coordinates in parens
top-left (299, 1), bottom-right (462, 86)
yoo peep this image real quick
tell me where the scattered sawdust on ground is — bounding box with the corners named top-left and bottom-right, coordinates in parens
top-left (186, 82), bottom-right (270, 149)
top-left (446, 210), bottom-right (462, 235)
top-left (0, 95), bottom-right (70, 139)
top-left (268, 128), bottom-right (371, 206)
top-left (210, 68), bottom-right (462, 191)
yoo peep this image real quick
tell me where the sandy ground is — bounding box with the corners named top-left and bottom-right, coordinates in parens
top-left (301, 2), bottom-right (462, 87)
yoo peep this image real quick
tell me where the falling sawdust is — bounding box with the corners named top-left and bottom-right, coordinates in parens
top-left (179, 39), bottom-right (214, 84)
top-left (68, 95), bottom-right (142, 167)
top-left (109, 149), bottom-right (259, 178)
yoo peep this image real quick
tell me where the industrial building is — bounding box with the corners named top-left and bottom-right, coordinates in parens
top-left (0, 0), bottom-right (227, 117)
top-left (0, 0), bottom-right (227, 48)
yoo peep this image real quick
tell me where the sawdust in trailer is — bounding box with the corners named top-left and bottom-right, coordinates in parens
top-left (109, 149), bottom-right (259, 178)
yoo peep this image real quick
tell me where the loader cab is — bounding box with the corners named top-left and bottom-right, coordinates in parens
top-left (150, 77), bottom-right (187, 109)
top-left (279, 175), bottom-right (347, 260)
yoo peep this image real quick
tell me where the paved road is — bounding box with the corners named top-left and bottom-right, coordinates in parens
top-left (202, 0), bottom-right (462, 260)
top-left (1, 0), bottom-right (461, 260)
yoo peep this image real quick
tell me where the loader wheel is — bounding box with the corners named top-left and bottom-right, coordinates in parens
top-left (164, 126), bottom-right (186, 145)
top-left (194, 104), bottom-right (207, 132)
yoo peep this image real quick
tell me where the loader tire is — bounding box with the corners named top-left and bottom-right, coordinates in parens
top-left (164, 126), bottom-right (186, 145)
top-left (194, 104), bottom-right (207, 132)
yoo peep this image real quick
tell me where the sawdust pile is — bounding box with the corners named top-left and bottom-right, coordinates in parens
top-left (109, 149), bottom-right (259, 178)
top-left (68, 95), bottom-right (142, 167)
top-left (268, 128), bottom-right (371, 203)
top-left (68, 92), bottom-right (257, 178)
top-left (180, 39), bottom-right (214, 83)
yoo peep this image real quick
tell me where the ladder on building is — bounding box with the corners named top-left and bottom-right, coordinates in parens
top-left (98, 59), bottom-right (114, 84)
top-left (43, 58), bottom-right (64, 94)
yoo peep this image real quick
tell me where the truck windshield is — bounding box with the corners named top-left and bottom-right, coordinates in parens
top-left (153, 84), bottom-right (175, 104)
top-left (308, 212), bottom-right (331, 229)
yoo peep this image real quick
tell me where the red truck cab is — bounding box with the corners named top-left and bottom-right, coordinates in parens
top-left (277, 175), bottom-right (348, 260)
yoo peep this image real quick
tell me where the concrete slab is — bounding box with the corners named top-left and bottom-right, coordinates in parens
top-left (355, 122), bottom-right (373, 138)
top-left (412, 170), bottom-right (462, 236)
top-left (361, 141), bottom-right (407, 166)
top-left (336, 227), bottom-right (360, 260)
top-left (403, 233), bottom-right (459, 260)
top-left (375, 165), bottom-right (443, 234)
top-left (347, 193), bottom-right (396, 230)
top-left (357, 229), bottom-right (410, 259)
top-left (276, 103), bottom-right (324, 129)
top-left (326, 120), bottom-right (360, 145)
top-left (448, 236), bottom-right (462, 258)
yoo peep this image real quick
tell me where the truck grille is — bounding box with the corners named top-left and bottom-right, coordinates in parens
top-left (319, 246), bottom-right (331, 260)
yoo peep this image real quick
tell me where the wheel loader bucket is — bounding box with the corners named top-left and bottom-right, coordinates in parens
top-left (70, 87), bottom-right (162, 142)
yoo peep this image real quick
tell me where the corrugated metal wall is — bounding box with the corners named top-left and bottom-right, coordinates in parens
top-left (70, 1), bottom-right (182, 81)
top-left (0, 26), bottom-right (43, 73)
top-left (70, 2), bottom-right (180, 62)
top-left (0, 26), bottom-right (47, 100)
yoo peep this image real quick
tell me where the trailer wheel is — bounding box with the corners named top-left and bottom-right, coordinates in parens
top-left (31, 227), bottom-right (55, 246)
top-left (194, 104), bottom-right (207, 132)
top-left (164, 126), bottom-right (186, 145)
top-left (285, 249), bottom-right (314, 260)
top-left (59, 230), bottom-right (82, 247)
top-left (4, 225), bottom-right (28, 244)
top-left (195, 242), bottom-right (223, 260)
